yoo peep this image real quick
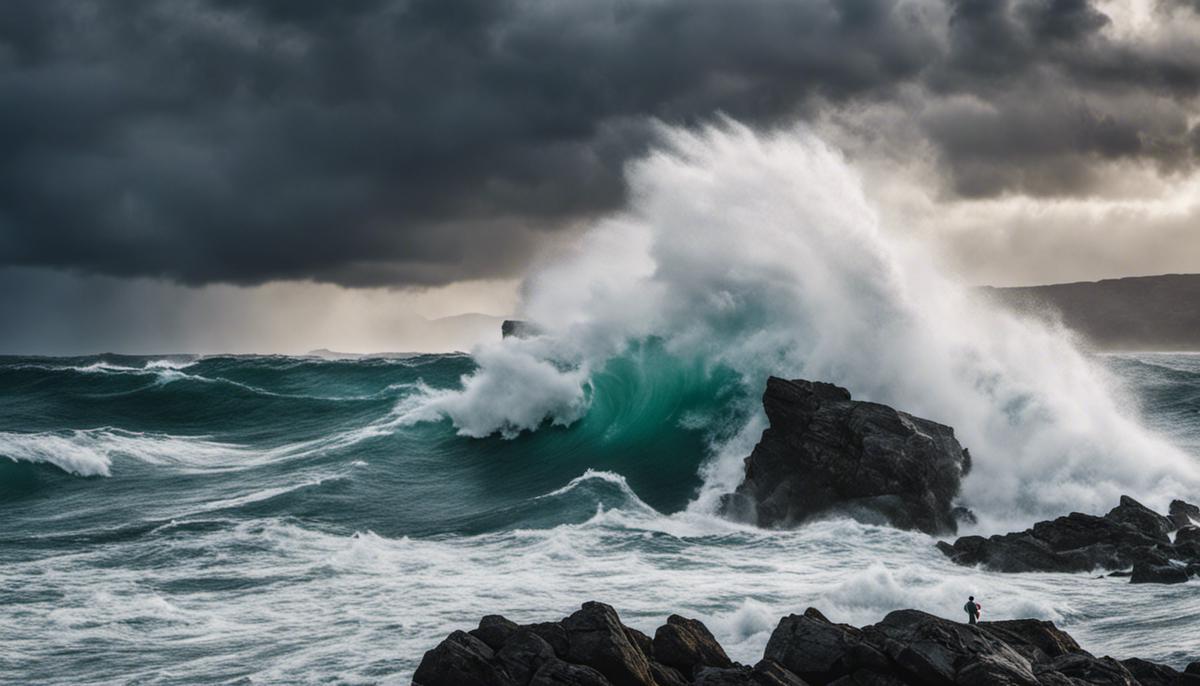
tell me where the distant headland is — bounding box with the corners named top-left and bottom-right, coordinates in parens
top-left (981, 274), bottom-right (1200, 351)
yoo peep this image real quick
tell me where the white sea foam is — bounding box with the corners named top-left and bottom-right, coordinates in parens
top-left (0, 430), bottom-right (119, 477)
top-left (0, 428), bottom-right (262, 477)
top-left (0, 422), bottom-right (391, 477)
top-left (8, 497), bottom-right (1191, 685)
top-left (403, 122), bottom-right (1200, 529)
top-left (143, 358), bottom-right (199, 371)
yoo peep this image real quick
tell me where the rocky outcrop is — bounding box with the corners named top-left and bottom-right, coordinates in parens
top-left (502, 320), bottom-right (543, 339)
top-left (1171, 500), bottom-right (1200, 530)
top-left (653, 615), bottom-right (733, 675)
top-left (723, 378), bottom-right (971, 535)
top-left (413, 601), bottom-right (1190, 685)
top-left (936, 496), bottom-right (1200, 583)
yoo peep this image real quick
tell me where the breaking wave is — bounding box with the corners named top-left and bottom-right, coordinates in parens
top-left (402, 123), bottom-right (1200, 529)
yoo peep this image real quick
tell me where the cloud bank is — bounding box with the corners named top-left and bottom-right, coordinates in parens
top-left (2, 0), bottom-right (1199, 291)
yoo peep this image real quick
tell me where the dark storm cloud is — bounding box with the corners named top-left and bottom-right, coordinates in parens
top-left (0, 0), bottom-right (1198, 287)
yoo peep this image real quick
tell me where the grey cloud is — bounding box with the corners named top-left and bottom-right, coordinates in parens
top-left (0, 0), bottom-right (1198, 288)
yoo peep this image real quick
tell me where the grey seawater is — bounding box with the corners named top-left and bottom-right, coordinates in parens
top-left (1, 353), bottom-right (1198, 684)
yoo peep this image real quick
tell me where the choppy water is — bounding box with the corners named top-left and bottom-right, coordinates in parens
top-left (1, 351), bottom-right (1198, 685)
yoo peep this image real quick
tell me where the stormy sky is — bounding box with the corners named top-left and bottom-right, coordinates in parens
top-left (2, 0), bottom-right (1199, 353)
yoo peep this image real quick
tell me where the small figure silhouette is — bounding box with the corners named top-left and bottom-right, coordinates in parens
top-left (964, 596), bottom-right (981, 625)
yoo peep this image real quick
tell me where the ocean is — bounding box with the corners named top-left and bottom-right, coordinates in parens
top-left (1, 351), bottom-right (1199, 685)
top-left (5, 127), bottom-right (1200, 684)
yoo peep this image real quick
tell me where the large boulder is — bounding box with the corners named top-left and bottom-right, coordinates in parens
top-left (562, 602), bottom-right (656, 686)
top-left (727, 378), bottom-right (971, 535)
top-left (497, 630), bottom-right (558, 685)
top-left (763, 608), bottom-right (887, 684)
top-left (1172, 500), bottom-right (1200, 529)
top-left (1130, 562), bottom-right (1190, 584)
top-left (652, 615), bottom-right (733, 676)
top-left (1119, 657), bottom-right (1180, 686)
top-left (1103, 496), bottom-right (1173, 544)
top-left (1177, 526), bottom-right (1200, 546)
top-left (471, 614), bottom-right (521, 651)
top-left (413, 630), bottom-right (516, 686)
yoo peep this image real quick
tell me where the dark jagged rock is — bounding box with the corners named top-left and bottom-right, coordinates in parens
top-left (413, 601), bottom-right (1186, 686)
top-left (1119, 657), bottom-right (1180, 686)
top-left (562, 602), bottom-right (655, 686)
top-left (653, 614), bottom-right (734, 675)
top-left (625, 627), bottom-right (655, 665)
top-left (937, 495), bottom-right (1200, 582)
top-left (726, 378), bottom-right (971, 535)
top-left (951, 506), bottom-right (978, 527)
top-left (1172, 500), bottom-right (1200, 529)
top-left (651, 661), bottom-right (691, 686)
top-left (529, 658), bottom-right (613, 686)
top-left (413, 630), bottom-right (515, 686)
top-left (861, 609), bottom-right (1038, 685)
top-left (977, 619), bottom-right (1081, 662)
top-left (763, 608), bottom-right (884, 684)
top-left (471, 614), bottom-right (520, 651)
top-left (693, 660), bottom-right (810, 685)
top-left (1105, 496), bottom-right (1173, 544)
top-left (827, 671), bottom-right (907, 685)
top-left (497, 630), bottom-right (557, 684)
top-left (502, 319), bottom-right (543, 339)
top-left (1130, 562), bottom-right (1189, 584)
top-left (1037, 653), bottom-right (1137, 685)
top-left (1177, 526), bottom-right (1200, 546)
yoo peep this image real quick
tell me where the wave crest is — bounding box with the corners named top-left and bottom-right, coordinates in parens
top-left (400, 122), bottom-right (1199, 528)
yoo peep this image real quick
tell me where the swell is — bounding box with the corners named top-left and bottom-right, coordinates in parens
top-left (0, 346), bottom-right (738, 524)
top-left (0, 354), bottom-right (471, 447)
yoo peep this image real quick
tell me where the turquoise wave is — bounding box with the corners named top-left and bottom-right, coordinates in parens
top-left (0, 346), bottom-right (749, 539)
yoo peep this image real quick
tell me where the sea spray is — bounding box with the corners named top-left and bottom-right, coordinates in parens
top-left (411, 122), bottom-right (1200, 530)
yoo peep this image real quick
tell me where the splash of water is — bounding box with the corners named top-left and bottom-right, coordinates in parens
top-left (409, 121), bottom-right (1199, 530)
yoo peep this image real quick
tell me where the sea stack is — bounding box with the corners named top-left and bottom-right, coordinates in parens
top-left (723, 377), bottom-right (972, 535)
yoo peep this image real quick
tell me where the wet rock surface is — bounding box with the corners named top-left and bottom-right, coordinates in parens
top-left (413, 601), bottom-right (1187, 685)
top-left (724, 377), bottom-right (972, 535)
top-left (936, 496), bottom-right (1200, 583)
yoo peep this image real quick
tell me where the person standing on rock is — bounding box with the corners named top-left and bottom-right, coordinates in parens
top-left (964, 596), bottom-right (981, 624)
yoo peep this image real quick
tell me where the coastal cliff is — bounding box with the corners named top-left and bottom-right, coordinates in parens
top-left (982, 274), bottom-right (1200, 351)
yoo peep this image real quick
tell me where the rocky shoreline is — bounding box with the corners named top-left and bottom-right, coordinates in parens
top-left (937, 496), bottom-right (1200, 584)
top-left (412, 600), bottom-right (1199, 685)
